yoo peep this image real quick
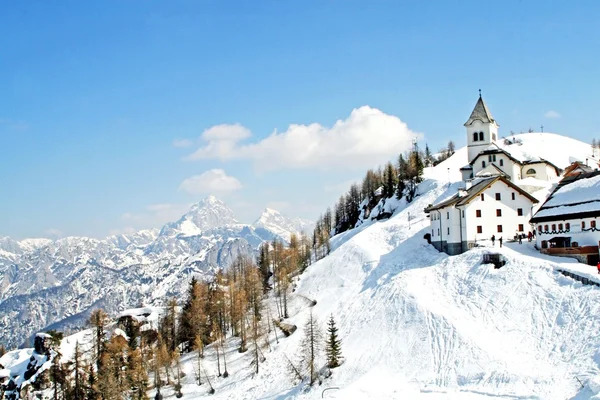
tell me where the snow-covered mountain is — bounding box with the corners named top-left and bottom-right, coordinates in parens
top-left (0, 197), bottom-right (311, 349)
top-left (252, 208), bottom-right (315, 241)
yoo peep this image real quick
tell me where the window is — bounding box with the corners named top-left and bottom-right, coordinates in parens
top-left (476, 210), bottom-right (482, 217)
top-left (479, 131), bottom-right (484, 141)
top-left (582, 221), bottom-right (586, 229)
top-left (552, 224), bottom-right (556, 231)
top-left (432, 229), bottom-right (434, 236)
top-left (566, 223), bottom-right (570, 230)
top-left (477, 226), bottom-right (483, 234)
top-left (497, 225), bottom-right (503, 233)
top-left (480, 194), bottom-right (484, 201)
top-left (511, 192), bottom-right (515, 200)
top-left (500, 159), bottom-right (504, 166)
top-left (482, 161), bottom-right (486, 168)
top-left (526, 168), bottom-right (536, 175)
top-left (592, 220), bottom-right (597, 228)
top-left (473, 132), bottom-right (478, 142)
top-left (558, 223), bottom-right (563, 230)
top-left (495, 193), bottom-right (501, 200)
top-left (538, 225), bottom-right (542, 232)
top-left (496, 209), bottom-right (502, 217)
top-left (517, 208), bottom-right (523, 216)
top-left (493, 155), bottom-right (496, 162)
top-left (518, 224), bottom-right (524, 232)
top-left (544, 224), bottom-right (548, 231)
top-left (437, 229), bottom-right (440, 235)
top-left (447, 227), bottom-right (450, 235)
top-left (447, 212), bottom-right (449, 219)
top-left (462, 210), bottom-right (465, 218)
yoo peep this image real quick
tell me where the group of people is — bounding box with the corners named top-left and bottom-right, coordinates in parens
top-left (490, 235), bottom-right (503, 247)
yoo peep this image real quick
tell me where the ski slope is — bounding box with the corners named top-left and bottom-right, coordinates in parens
top-left (153, 135), bottom-right (600, 400)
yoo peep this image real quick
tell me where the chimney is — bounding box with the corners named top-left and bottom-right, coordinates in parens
top-left (465, 179), bottom-right (473, 190)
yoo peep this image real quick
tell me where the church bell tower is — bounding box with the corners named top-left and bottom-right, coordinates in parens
top-left (465, 91), bottom-right (499, 163)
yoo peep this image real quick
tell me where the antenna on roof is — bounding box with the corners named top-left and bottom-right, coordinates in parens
top-left (478, 89), bottom-right (482, 98)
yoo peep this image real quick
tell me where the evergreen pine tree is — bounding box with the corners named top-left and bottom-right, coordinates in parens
top-left (325, 315), bottom-right (342, 368)
top-left (424, 143), bottom-right (432, 166)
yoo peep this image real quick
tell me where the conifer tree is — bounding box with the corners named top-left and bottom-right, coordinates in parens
top-left (300, 311), bottom-right (322, 386)
top-left (424, 143), bottom-right (433, 166)
top-left (324, 315), bottom-right (342, 368)
top-left (125, 345), bottom-right (149, 400)
top-left (382, 161), bottom-right (398, 198)
top-left (89, 309), bottom-right (109, 369)
top-left (447, 140), bottom-right (455, 156)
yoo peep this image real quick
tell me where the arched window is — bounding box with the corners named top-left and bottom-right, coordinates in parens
top-left (479, 131), bottom-right (484, 141)
top-left (473, 132), bottom-right (478, 142)
top-left (482, 161), bottom-right (486, 168)
top-left (526, 168), bottom-right (536, 175)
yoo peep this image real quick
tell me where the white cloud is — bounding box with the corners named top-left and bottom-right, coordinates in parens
top-left (179, 169), bottom-right (242, 195)
top-left (544, 110), bottom-right (561, 119)
top-left (184, 106), bottom-right (421, 171)
top-left (173, 138), bottom-right (193, 148)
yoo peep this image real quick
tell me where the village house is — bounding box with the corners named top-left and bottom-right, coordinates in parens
top-left (530, 170), bottom-right (600, 265)
top-left (425, 176), bottom-right (538, 255)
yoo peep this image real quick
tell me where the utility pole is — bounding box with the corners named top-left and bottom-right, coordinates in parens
top-left (541, 125), bottom-right (544, 133)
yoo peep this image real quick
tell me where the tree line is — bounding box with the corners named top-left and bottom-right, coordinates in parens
top-left (1, 235), bottom-right (343, 399)
top-left (311, 140), bottom-right (448, 248)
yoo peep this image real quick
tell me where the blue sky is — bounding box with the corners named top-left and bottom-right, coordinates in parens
top-left (1, 1), bottom-right (599, 239)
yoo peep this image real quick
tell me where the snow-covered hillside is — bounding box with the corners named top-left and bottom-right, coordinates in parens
top-left (151, 133), bottom-right (600, 399)
top-left (0, 197), bottom-right (311, 349)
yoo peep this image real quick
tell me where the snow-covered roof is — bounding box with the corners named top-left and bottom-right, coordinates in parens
top-left (425, 176), bottom-right (538, 213)
top-left (464, 95), bottom-right (497, 127)
top-left (531, 171), bottom-right (600, 222)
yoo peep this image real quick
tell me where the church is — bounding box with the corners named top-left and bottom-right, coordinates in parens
top-left (459, 94), bottom-right (561, 183)
top-left (424, 94), bottom-right (542, 255)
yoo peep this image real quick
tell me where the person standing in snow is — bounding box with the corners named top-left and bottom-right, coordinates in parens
top-left (499, 237), bottom-right (503, 247)
top-left (518, 235), bottom-right (522, 244)
top-left (491, 235), bottom-right (496, 246)
top-left (528, 231), bottom-right (532, 242)
top-left (597, 261), bottom-right (600, 275)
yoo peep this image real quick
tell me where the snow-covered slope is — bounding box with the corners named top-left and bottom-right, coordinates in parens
top-left (155, 134), bottom-right (600, 399)
top-left (0, 197), bottom-right (311, 349)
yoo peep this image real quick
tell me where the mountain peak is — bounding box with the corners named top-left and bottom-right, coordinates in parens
top-left (162, 197), bottom-right (238, 236)
top-left (252, 208), bottom-right (314, 241)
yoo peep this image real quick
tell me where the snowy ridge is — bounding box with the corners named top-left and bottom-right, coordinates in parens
top-left (252, 208), bottom-right (315, 242)
top-left (0, 197), bottom-right (312, 349)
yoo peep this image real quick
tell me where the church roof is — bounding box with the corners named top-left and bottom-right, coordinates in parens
top-left (464, 96), bottom-right (498, 127)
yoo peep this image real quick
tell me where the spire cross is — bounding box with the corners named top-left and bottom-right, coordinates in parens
top-left (478, 89), bottom-right (482, 98)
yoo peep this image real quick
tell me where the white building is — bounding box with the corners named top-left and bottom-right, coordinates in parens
top-left (460, 95), bottom-right (561, 183)
top-left (425, 176), bottom-right (538, 255)
top-left (530, 171), bottom-right (600, 265)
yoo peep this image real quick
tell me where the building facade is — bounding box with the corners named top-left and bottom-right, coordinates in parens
top-left (425, 176), bottom-right (538, 255)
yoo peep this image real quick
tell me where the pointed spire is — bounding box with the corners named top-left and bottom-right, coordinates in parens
top-left (464, 93), bottom-right (497, 127)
